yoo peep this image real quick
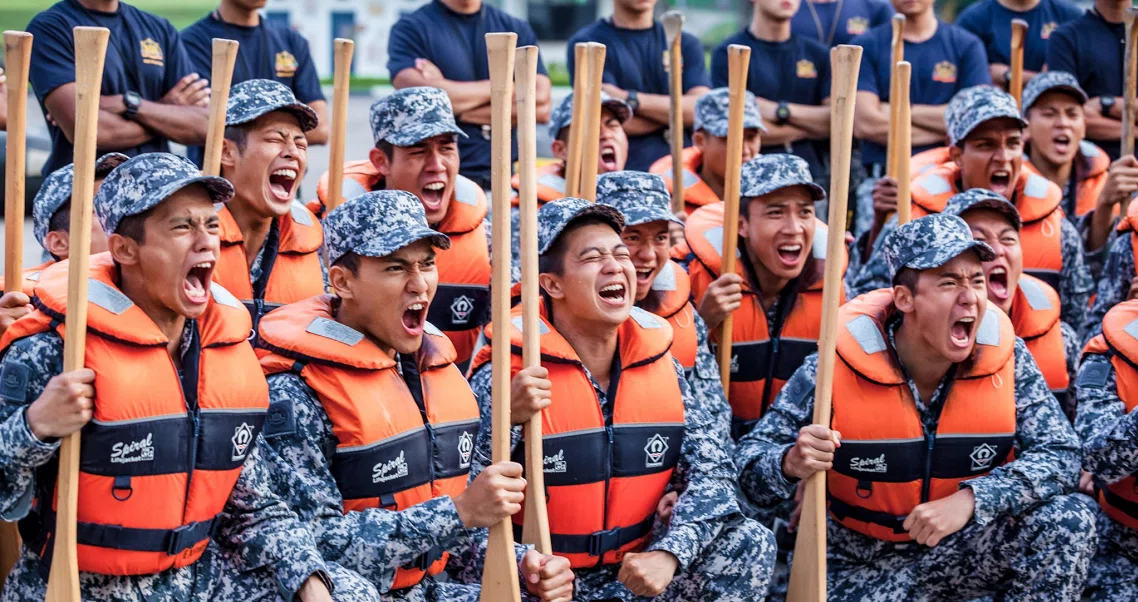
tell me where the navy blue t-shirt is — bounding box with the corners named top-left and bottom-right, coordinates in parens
top-left (957, 0), bottom-right (1081, 72)
top-left (567, 20), bottom-right (711, 172)
top-left (387, 0), bottom-right (547, 187)
top-left (712, 30), bottom-right (831, 178)
top-left (1047, 9), bottom-right (1125, 159)
top-left (790, 0), bottom-right (894, 47)
top-left (852, 21), bottom-right (991, 166)
top-left (27, 0), bottom-right (196, 175)
top-left (181, 12), bottom-right (325, 166)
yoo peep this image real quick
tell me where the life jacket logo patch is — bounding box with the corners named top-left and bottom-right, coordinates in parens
top-left (847, 17), bottom-right (869, 35)
top-left (112, 434), bottom-right (155, 464)
top-left (373, 450), bottom-right (410, 483)
top-left (275, 50), bottom-right (298, 77)
top-left (932, 61), bottom-right (957, 83)
top-left (451, 295), bottom-right (475, 325)
top-left (544, 449), bottom-right (567, 474)
top-left (849, 454), bottom-right (887, 473)
top-left (457, 431), bottom-right (474, 468)
top-left (970, 443), bottom-right (998, 471)
top-left (139, 38), bottom-right (164, 67)
top-left (231, 422), bottom-right (255, 461)
top-left (645, 434), bottom-right (670, 468)
top-left (730, 353), bottom-right (739, 374)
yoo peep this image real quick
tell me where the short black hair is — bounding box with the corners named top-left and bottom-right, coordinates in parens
top-left (375, 140), bottom-right (395, 160)
top-left (224, 124), bottom-right (249, 152)
top-left (892, 266), bottom-right (919, 293)
top-left (115, 204), bottom-right (160, 244)
top-left (333, 251), bottom-right (361, 276)
top-left (48, 202), bottom-right (71, 235)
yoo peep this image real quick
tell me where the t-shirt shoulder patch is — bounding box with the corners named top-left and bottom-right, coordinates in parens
top-left (1076, 360), bottom-right (1110, 390)
top-left (0, 362), bottom-right (29, 403)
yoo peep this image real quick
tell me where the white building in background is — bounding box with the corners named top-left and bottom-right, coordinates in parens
top-left (263, 0), bottom-right (738, 79)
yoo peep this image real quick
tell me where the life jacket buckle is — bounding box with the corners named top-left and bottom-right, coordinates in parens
top-left (111, 475), bottom-right (133, 502)
top-left (587, 526), bottom-right (622, 557)
top-left (406, 544), bottom-right (444, 571)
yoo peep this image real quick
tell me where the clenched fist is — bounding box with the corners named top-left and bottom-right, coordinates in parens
top-left (903, 487), bottom-right (975, 547)
top-left (453, 461), bottom-right (526, 528)
top-left (696, 273), bottom-right (744, 331)
top-left (782, 424), bottom-right (841, 481)
top-left (618, 550), bottom-right (679, 597)
top-left (511, 365), bottom-right (552, 425)
top-left (521, 550), bottom-right (575, 602)
top-left (26, 369), bottom-right (96, 441)
top-left (0, 291), bottom-right (32, 336)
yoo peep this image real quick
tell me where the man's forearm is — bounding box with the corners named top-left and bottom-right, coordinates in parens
top-left (762, 123), bottom-right (810, 145)
top-left (623, 115), bottom-right (664, 136)
top-left (912, 125), bottom-right (946, 146)
top-left (393, 68), bottom-right (491, 115)
top-left (305, 100), bottom-right (330, 145)
top-left (910, 104), bottom-right (947, 133)
top-left (1085, 108), bottom-right (1122, 142)
top-left (95, 110), bottom-right (153, 149)
top-left (786, 103), bottom-right (830, 139)
top-left (134, 100), bottom-right (208, 146)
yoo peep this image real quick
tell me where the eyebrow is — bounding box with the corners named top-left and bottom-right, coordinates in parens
top-left (577, 244), bottom-right (628, 257)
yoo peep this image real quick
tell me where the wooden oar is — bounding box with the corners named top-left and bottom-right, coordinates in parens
top-left (785, 44), bottom-right (862, 602)
top-left (716, 44), bottom-right (750, 387)
top-left (479, 31), bottom-right (522, 602)
top-left (578, 43), bottom-right (606, 202)
top-left (1009, 19), bottom-right (1028, 109)
top-left (886, 14), bottom-right (904, 180)
top-left (565, 43), bottom-right (588, 198)
top-left (1123, 8), bottom-right (1138, 215)
top-left (324, 38), bottom-right (354, 212)
top-left (514, 44), bottom-right (551, 554)
top-left (663, 10), bottom-right (686, 214)
top-left (44, 26), bottom-right (109, 602)
top-left (201, 38), bottom-right (238, 177)
top-left (895, 61), bottom-right (912, 226)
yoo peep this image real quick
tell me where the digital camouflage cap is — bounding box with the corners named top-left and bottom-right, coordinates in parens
top-left (740, 154), bottom-right (825, 201)
top-left (882, 214), bottom-right (996, 281)
top-left (597, 171), bottom-right (683, 226)
top-left (323, 190), bottom-right (451, 265)
top-left (537, 197), bottom-right (625, 255)
top-left (94, 153), bottom-right (235, 236)
top-left (945, 85), bottom-right (1027, 147)
top-left (1022, 71), bottom-right (1088, 114)
top-left (33, 152), bottom-right (129, 246)
top-left (694, 87), bottom-right (765, 136)
top-left (941, 188), bottom-right (1022, 231)
top-left (370, 86), bottom-right (467, 147)
top-left (547, 92), bottom-right (633, 140)
top-left (226, 79), bottom-right (319, 132)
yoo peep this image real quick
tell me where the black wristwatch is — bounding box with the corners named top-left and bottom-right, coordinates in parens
top-left (1101, 95), bottom-right (1116, 119)
top-left (625, 89), bottom-right (640, 114)
top-left (776, 101), bottom-right (791, 125)
top-left (123, 90), bottom-right (142, 120)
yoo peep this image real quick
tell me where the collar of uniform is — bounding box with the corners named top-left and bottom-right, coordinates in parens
top-left (885, 314), bottom-right (956, 419)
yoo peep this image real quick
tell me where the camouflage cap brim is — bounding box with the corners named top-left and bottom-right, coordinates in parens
top-left (229, 102), bottom-right (320, 133)
top-left (898, 238), bottom-right (996, 272)
top-left (538, 202), bottom-right (626, 255)
top-left (948, 198), bottom-right (1022, 231)
top-left (380, 121), bottom-right (468, 147)
top-left (339, 226), bottom-right (452, 265)
top-left (621, 205), bottom-right (685, 227)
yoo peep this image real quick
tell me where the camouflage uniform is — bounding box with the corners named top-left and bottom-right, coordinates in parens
top-left (693, 88), bottom-right (764, 137)
top-left (849, 87), bottom-right (1094, 332)
top-left (740, 215), bottom-right (1096, 602)
top-left (0, 153), bottom-right (374, 602)
top-left (471, 198), bottom-right (777, 602)
top-left (1084, 236), bottom-right (1134, 343)
top-left (257, 190), bottom-right (537, 600)
top-left (596, 171), bottom-right (733, 442)
top-left (30, 152), bottom-right (129, 248)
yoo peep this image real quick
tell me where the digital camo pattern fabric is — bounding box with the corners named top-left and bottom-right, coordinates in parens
top-left (536, 197), bottom-right (624, 255)
top-left (736, 318), bottom-right (1092, 601)
top-left (227, 79), bottom-right (318, 132)
top-left (468, 356), bottom-right (775, 601)
top-left (945, 85), bottom-right (1027, 147)
top-left (547, 91), bottom-right (632, 139)
top-left (941, 188), bottom-right (1023, 231)
top-left (694, 87), bottom-right (764, 136)
top-left (739, 154), bottom-right (825, 201)
top-left (32, 152), bottom-right (128, 246)
top-left (1084, 235), bottom-right (1135, 343)
top-left (0, 329), bottom-right (361, 601)
top-left (94, 153), bottom-right (234, 236)
top-left (880, 214), bottom-right (996, 278)
top-left (596, 171), bottom-right (682, 226)
top-left (322, 190), bottom-right (451, 265)
top-left (370, 86), bottom-right (467, 146)
top-left (1021, 71), bottom-right (1087, 113)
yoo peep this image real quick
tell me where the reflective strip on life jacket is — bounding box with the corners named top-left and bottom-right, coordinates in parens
top-left (471, 305), bottom-right (685, 568)
top-left (1, 261), bottom-right (55, 298)
top-left (1, 255), bottom-right (267, 576)
top-left (828, 290), bottom-right (1016, 542)
top-left (257, 295), bottom-right (479, 590)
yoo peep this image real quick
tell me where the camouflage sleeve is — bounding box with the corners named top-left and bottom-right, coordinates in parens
top-left (1075, 353), bottom-right (1138, 484)
top-left (1060, 320), bottom-right (1081, 420)
top-left (847, 219), bottom-right (896, 298)
top-left (1075, 210), bottom-right (1116, 281)
top-left (214, 433), bottom-right (330, 600)
top-left (962, 339), bottom-right (1081, 526)
top-left (0, 332), bottom-right (63, 520)
top-left (645, 359), bottom-right (738, 570)
top-left (261, 374), bottom-right (468, 593)
top-left (468, 363), bottom-right (523, 481)
top-left (690, 311), bottom-right (733, 444)
top-left (1059, 218), bottom-right (1093, 334)
top-left (1084, 236), bottom-right (1134, 344)
top-left (735, 354), bottom-right (817, 508)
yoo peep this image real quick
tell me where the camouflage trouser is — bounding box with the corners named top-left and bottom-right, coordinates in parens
top-left (1, 543), bottom-right (380, 602)
top-left (1084, 504), bottom-right (1138, 601)
top-left (571, 516), bottom-right (777, 602)
top-left (827, 493), bottom-right (1096, 602)
top-left (851, 171), bottom-right (880, 240)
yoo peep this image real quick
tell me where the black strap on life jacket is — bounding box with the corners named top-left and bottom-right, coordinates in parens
top-left (516, 515), bottom-right (654, 558)
top-left (826, 494), bottom-right (908, 535)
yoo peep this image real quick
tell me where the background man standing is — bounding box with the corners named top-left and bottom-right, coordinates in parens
top-left (567, 0), bottom-right (712, 172)
top-left (957, 0), bottom-right (1082, 89)
top-left (790, 0), bottom-right (894, 47)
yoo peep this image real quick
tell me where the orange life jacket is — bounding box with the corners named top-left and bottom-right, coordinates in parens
top-left (649, 147), bottom-right (721, 214)
top-left (311, 159), bottom-right (385, 217)
top-left (1114, 201), bottom-right (1138, 282)
top-left (828, 290), bottom-right (1016, 542)
top-left (684, 202), bottom-right (848, 438)
top-left (1010, 275), bottom-right (1070, 411)
top-left (1, 261), bottom-right (55, 297)
top-left (909, 147), bottom-right (952, 177)
top-left (470, 305), bottom-right (685, 569)
top-left (213, 203), bottom-right (325, 331)
top-left (512, 163), bottom-right (566, 205)
top-left (1023, 140), bottom-right (1112, 219)
top-left (644, 261), bottom-right (698, 373)
top-left (257, 296), bottom-right (479, 591)
top-left (1083, 301), bottom-right (1138, 531)
top-left (911, 164), bottom-right (1065, 292)
top-left (1, 254), bottom-right (268, 576)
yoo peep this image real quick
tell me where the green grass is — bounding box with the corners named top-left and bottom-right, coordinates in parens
top-left (0, 0), bottom-right (216, 41)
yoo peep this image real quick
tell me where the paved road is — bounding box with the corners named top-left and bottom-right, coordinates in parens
top-left (2, 87), bottom-right (564, 269)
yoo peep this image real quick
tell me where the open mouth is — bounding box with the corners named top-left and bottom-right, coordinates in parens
top-left (268, 168), bottom-right (298, 202)
top-left (183, 261), bottom-right (214, 305)
top-left (421, 181), bottom-right (446, 213)
top-left (598, 282), bottom-right (628, 306)
top-left (1052, 134), bottom-right (1072, 156)
top-left (402, 301), bottom-right (426, 336)
top-left (776, 244), bottom-right (804, 268)
top-left (987, 266), bottom-right (1009, 301)
top-left (950, 316), bottom-right (975, 348)
top-left (989, 170), bottom-right (1011, 196)
top-left (599, 146), bottom-right (619, 172)
top-left (634, 266), bottom-right (655, 287)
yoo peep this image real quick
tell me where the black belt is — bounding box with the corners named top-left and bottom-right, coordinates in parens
top-left (827, 494), bottom-right (908, 535)
top-left (515, 516), bottom-right (654, 558)
top-left (76, 517), bottom-right (219, 555)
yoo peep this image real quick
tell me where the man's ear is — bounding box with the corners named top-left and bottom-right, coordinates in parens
top-left (329, 264), bottom-right (354, 300)
top-left (550, 138), bottom-right (568, 162)
top-left (370, 147), bottom-right (390, 178)
top-left (43, 231), bottom-right (70, 260)
top-left (693, 130), bottom-right (706, 151)
top-left (108, 233), bottom-right (140, 266)
top-left (949, 143), bottom-right (963, 168)
top-left (220, 138), bottom-right (240, 171)
top-left (893, 284), bottom-right (915, 314)
top-left (737, 200), bottom-right (751, 240)
top-left (538, 273), bottom-right (564, 300)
